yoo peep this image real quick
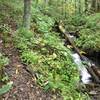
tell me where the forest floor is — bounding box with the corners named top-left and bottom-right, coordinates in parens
top-left (0, 32), bottom-right (100, 100)
top-left (0, 34), bottom-right (60, 100)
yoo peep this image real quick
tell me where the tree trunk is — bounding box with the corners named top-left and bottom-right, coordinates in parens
top-left (97, 0), bottom-right (100, 12)
top-left (91, 0), bottom-right (96, 12)
top-left (48, 0), bottom-right (53, 5)
top-left (45, 0), bottom-right (49, 6)
top-left (85, 0), bottom-right (88, 13)
top-left (23, 0), bottom-right (32, 30)
top-left (0, 69), bottom-right (3, 80)
top-left (78, 0), bottom-right (81, 14)
top-left (75, 0), bottom-right (77, 14)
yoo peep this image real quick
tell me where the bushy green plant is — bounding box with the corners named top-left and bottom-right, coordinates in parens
top-left (69, 14), bottom-right (87, 26)
top-left (0, 53), bottom-right (9, 70)
top-left (75, 29), bottom-right (100, 52)
top-left (0, 53), bottom-right (12, 96)
top-left (14, 37), bottom-right (29, 51)
top-left (75, 13), bottom-right (100, 52)
top-left (0, 53), bottom-right (9, 79)
top-left (32, 7), bottom-right (55, 33)
top-left (0, 81), bottom-right (13, 95)
top-left (0, 0), bottom-right (23, 26)
top-left (0, 24), bottom-right (11, 33)
top-left (14, 28), bottom-right (34, 51)
top-left (16, 28), bottom-right (33, 39)
top-left (21, 50), bottom-right (40, 64)
top-left (0, 24), bottom-right (12, 43)
top-left (14, 29), bottom-right (87, 100)
top-left (14, 6), bottom-right (88, 100)
top-left (85, 13), bottom-right (100, 30)
top-left (63, 14), bottom-right (87, 32)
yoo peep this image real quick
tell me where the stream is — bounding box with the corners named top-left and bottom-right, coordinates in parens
top-left (71, 53), bottom-right (92, 84)
top-left (61, 30), bottom-right (100, 83)
top-left (61, 30), bottom-right (100, 99)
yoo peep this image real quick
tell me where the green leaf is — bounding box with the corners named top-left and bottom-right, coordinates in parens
top-left (0, 81), bottom-right (13, 95)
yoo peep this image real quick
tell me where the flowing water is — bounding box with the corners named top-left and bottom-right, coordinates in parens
top-left (61, 31), bottom-right (100, 99)
top-left (72, 53), bottom-right (92, 84)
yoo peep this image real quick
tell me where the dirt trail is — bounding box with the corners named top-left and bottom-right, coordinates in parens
top-left (0, 36), bottom-right (54, 100)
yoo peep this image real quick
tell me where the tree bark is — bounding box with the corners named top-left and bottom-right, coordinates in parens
top-left (78, 0), bottom-right (81, 14)
top-left (85, 0), bottom-right (88, 13)
top-left (23, 0), bottom-right (32, 30)
top-left (45, 0), bottom-right (49, 6)
top-left (97, 0), bottom-right (100, 12)
top-left (91, 0), bottom-right (96, 12)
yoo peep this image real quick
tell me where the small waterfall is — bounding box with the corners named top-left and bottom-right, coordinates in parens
top-left (72, 53), bottom-right (92, 84)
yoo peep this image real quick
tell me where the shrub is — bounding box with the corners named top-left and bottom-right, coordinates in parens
top-left (75, 13), bottom-right (100, 52)
top-left (0, 53), bottom-right (9, 79)
top-left (75, 29), bottom-right (100, 52)
top-left (0, 53), bottom-right (9, 70)
top-left (14, 6), bottom-right (88, 100)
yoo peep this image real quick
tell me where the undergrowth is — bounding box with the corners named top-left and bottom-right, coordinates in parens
top-left (0, 0), bottom-right (99, 99)
top-left (0, 53), bottom-right (12, 96)
top-left (0, 53), bottom-right (9, 79)
top-left (63, 13), bottom-right (100, 52)
top-left (14, 8), bottom-right (88, 99)
top-left (0, 0), bottom-right (23, 27)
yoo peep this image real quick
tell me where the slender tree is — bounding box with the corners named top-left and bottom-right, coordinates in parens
top-left (75, 0), bottom-right (77, 14)
top-left (45, 0), bottom-right (49, 6)
top-left (35, 0), bottom-right (39, 7)
top-left (96, 0), bottom-right (100, 12)
top-left (91, 0), bottom-right (96, 11)
top-left (23, 0), bottom-right (32, 30)
top-left (85, 0), bottom-right (88, 13)
top-left (78, 0), bottom-right (81, 14)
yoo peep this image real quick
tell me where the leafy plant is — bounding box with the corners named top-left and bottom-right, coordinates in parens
top-left (32, 8), bottom-right (55, 33)
top-left (0, 0), bottom-right (23, 26)
top-left (75, 13), bottom-right (100, 52)
top-left (0, 53), bottom-right (10, 96)
top-left (0, 24), bottom-right (11, 33)
top-left (13, 5), bottom-right (89, 100)
top-left (0, 53), bottom-right (9, 79)
top-left (14, 28), bottom-right (86, 100)
top-left (85, 13), bottom-right (100, 30)
top-left (0, 24), bottom-right (12, 43)
top-left (0, 81), bottom-right (13, 95)
top-left (21, 50), bottom-right (40, 64)
top-left (0, 53), bottom-right (9, 68)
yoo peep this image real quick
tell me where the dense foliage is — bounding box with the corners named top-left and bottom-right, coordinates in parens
top-left (0, 0), bottom-right (23, 29)
top-left (0, 53), bottom-right (12, 96)
top-left (74, 13), bottom-right (100, 52)
top-left (0, 53), bottom-right (9, 79)
top-left (0, 0), bottom-right (100, 99)
top-left (13, 6), bottom-right (89, 98)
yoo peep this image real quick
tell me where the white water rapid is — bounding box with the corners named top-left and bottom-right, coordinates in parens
top-left (72, 53), bottom-right (92, 84)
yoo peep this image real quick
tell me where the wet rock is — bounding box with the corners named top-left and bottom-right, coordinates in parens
top-left (89, 90), bottom-right (97, 95)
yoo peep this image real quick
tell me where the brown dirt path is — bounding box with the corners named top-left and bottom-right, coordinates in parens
top-left (0, 35), bottom-right (56, 100)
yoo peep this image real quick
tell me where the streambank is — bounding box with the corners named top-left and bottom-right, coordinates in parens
top-left (57, 22), bottom-right (100, 99)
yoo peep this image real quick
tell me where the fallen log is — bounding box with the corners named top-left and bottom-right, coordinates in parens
top-left (91, 65), bottom-right (100, 78)
top-left (58, 22), bottom-right (100, 83)
top-left (58, 22), bottom-right (83, 60)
